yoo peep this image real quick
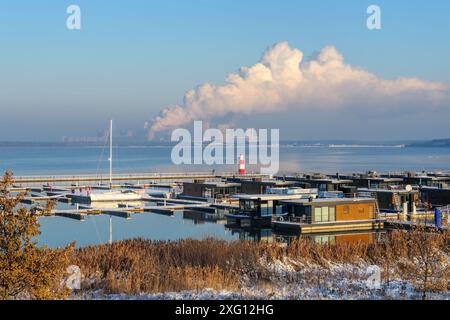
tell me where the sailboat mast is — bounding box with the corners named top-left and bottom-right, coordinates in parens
top-left (109, 119), bottom-right (113, 187)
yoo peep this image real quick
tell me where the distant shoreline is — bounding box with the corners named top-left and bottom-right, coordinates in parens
top-left (0, 141), bottom-right (445, 148)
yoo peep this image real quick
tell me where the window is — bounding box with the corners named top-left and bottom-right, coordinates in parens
top-left (314, 207), bottom-right (322, 222)
top-left (321, 206), bottom-right (329, 222)
top-left (260, 202), bottom-right (270, 216)
top-left (314, 206), bottom-right (335, 223)
top-left (329, 207), bottom-right (336, 221)
top-left (240, 200), bottom-right (256, 212)
top-left (275, 205), bottom-right (283, 215)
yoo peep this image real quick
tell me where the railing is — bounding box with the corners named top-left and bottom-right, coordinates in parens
top-left (274, 215), bottom-right (312, 224)
top-left (12, 172), bottom-right (269, 183)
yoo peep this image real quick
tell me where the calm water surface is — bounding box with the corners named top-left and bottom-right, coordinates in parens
top-left (1, 145), bottom-right (450, 175)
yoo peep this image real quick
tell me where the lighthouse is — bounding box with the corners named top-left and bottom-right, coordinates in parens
top-left (239, 154), bottom-right (245, 175)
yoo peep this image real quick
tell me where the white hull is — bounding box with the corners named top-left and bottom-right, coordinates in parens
top-left (89, 190), bottom-right (143, 202)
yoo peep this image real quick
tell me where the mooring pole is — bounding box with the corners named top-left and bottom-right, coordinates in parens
top-left (434, 208), bottom-right (441, 228)
top-left (109, 215), bottom-right (112, 245)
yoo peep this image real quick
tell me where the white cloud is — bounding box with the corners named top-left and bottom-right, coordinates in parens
top-left (148, 42), bottom-right (449, 139)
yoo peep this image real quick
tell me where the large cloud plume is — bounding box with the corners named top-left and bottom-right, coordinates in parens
top-left (148, 42), bottom-right (449, 139)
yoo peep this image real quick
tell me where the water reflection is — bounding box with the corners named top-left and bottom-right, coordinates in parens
top-left (224, 224), bottom-right (385, 245)
top-left (274, 230), bottom-right (386, 245)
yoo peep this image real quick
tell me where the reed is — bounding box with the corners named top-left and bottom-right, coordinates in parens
top-left (72, 231), bottom-right (449, 297)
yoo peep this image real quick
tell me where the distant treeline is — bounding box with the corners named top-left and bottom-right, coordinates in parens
top-left (0, 141), bottom-right (173, 147)
top-left (407, 139), bottom-right (450, 148)
top-left (1, 139), bottom-right (449, 147)
top-left (0, 140), bottom-right (410, 147)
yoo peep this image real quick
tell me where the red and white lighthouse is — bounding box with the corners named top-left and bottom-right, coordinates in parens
top-left (238, 154), bottom-right (245, 175)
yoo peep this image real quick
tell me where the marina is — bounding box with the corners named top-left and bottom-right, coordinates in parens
top-left (7, 167), bottom-right (448, 248)
top-left (2, 133), bottom-right (450, 249)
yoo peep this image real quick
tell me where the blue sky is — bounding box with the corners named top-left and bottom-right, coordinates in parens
top-left (0, 0), bottom-right (449, 141)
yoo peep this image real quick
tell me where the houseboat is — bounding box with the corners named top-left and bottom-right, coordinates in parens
top-left (339, 171), bottom-right (404, 189)
top-left (357, 187), bottom-right (419, 214)
top-left (390, 171), bottom-right (450, 188)
top-left (226, 177), bottom-right (299, 194)
top-left (225, 193), bottom-right (314, 227)
top-left (272, 197), bottom-right (383, 234)
top-left (420, 186), bottom-right (450, 206)
top-left (180, 180), bottom-right (241, 202)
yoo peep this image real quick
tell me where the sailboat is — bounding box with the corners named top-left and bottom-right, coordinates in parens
top-left (84, 120), bottom-right (144, 202)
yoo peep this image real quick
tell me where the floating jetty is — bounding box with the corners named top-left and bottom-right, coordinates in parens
top-left (384, 220), bottom-right (449, 232)
top-left (45, 202), bottom-right (211, 220)
top-left (12, 172), bottom-right (269, 184)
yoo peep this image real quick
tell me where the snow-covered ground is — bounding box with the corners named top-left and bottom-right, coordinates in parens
top-left (74, 259), bottom-right (449, 300)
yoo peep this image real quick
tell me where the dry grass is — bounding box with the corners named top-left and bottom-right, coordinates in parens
top-left (74, 238), bottom-right (259, 294)
top-left (72, 231), bottom-right (449, 297)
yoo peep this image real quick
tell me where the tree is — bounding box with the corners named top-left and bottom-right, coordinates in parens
top-left (400, 226), bottom-right (449, 300)
top-left (0, 171), bottom-right (73, 300)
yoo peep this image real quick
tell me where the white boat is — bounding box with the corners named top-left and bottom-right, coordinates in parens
top-left (76, 120), bottom-right (144, 202)
top-left (89, 189), bottom-right (145, 202)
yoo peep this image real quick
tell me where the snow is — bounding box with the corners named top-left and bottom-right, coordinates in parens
top-left (73, 259), bottom-right (449, 300)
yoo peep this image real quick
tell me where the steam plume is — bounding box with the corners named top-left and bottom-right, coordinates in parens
top-left (148, 42), bottom-right (449, 139)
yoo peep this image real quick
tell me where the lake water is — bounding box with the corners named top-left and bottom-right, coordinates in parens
top-left (1, 145), bottom-right (449, 248)
top-left (1, 145), bottom-right (450, 175)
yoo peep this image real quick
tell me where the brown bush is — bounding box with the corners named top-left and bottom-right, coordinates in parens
top-left (0, 171), bottom-right (73, 300)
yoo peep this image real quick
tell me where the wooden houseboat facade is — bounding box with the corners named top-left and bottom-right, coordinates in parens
top-left (272, 197), bottom-right (383, 234)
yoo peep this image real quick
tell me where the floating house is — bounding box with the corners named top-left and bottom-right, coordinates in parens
top-left (339, 172), bottom-right (403, 189)
top-left (357, 187), bottom-right (419, 214)
top-left (272, 197), bottom-right (382, 234)
top-left (225, 194), bottom-right (312, 227)
top-left (420, 186), bottom-right (450, 206)
top-left (401, 172), bottom-right (450, 188)
top-left (181, 180), bottom-right (241, 201)
top-left (238, 179), bottom-right (299, 194)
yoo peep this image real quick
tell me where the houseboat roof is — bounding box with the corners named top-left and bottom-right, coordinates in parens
top-left (345, 176), bottom-right (404, 182)
top-left (282, 176), bottom-right (353, 184)
top-left (420, 186), bottom-right (450, 191)
top-left (202, 182), bottom-right (241, 188)
top-left (357, 188), bottom-right (418, 194)
top-left (408, 176), bottom-right (450, 181)
top-left (279, 197), bottom-right (376, 206)
top-left (245, 179), bottom-right (296, 185)
top-left (186, 181), bottom-right (241, 188)
top-left (232, 194), bottom-right (307, 201)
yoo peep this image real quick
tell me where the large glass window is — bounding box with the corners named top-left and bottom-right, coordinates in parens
top-left (314, 206), bottom-right (336, 223)
top-left (240, 200), bottom-right (257, 212)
